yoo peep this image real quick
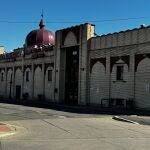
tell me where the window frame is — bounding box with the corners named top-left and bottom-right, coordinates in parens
top-left (116, 65), bottom-right (124, 81)
top-left (26, 71), bottom-right (29, 82)
top-left (1, 72), bottom-right (4, 82)
top-left (48, 70), bottom-right (52, 82)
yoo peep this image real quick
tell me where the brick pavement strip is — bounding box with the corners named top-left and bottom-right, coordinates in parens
top-left (0, 123), bottom-right (16, 138)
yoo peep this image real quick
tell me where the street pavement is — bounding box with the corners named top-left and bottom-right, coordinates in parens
top-left (0, 123), bottom-right (16, 138)
top-left (0, 103), bottom-right (150, 149)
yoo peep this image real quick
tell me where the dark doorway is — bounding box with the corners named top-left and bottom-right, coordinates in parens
top-left (65, 46), bottom-right (79, 104)
top-left (16, 85), bottom-right (21, 99)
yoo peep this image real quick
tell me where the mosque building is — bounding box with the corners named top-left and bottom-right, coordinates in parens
top-left (0, 19), bottom-right (150, 109)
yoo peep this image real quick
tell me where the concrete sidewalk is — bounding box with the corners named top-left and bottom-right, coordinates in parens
top-left (113, 115), bottom-right (150, 125)
top-left (0, 123), bottom-right (16, 138)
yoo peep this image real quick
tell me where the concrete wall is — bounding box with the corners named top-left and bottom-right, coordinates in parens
top-left (1, 23), bottom-right (150, 110)
top-left (90, 62), bottom-right (107, 104)
top-left (55, 23), bottom-right (95, 104)
top-left (14, 68), bottom-right (23, 98)
top-left (54, 30), bottom-right (61, 102)
top-left (90, 26), bottom-right (150, 50)
top-left (44, 66), bottom-right (54, 101)
top-left (89, 25), bottom-right (150, 109)
top-left (23, 68), bottom-right (32, 99)
top-left (64, 31), bottom-right (77, 47)
top-left (33, 66), bottom-right (43, 99)
top-left (111, 63), bottom-right (130, 99)
top-left (0, 50), bottom-right (55, 101)
top-left (0, 70), bottom-right (6, 96)
top-left (6, 69), bottom-right (13, 98)
top-left (78, 24), bottom-right (95, 105)
top-left (135, 58), bottom-right (150, 109)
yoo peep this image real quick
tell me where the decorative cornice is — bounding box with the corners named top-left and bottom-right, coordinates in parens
top-left (61, 26), bottom-right (80, 46)
top-left (110, 55), bottom-right (129, 72)
top-left (90, 58), bottom-right (106, 73)
top-left (135, 53), bottom-right (150, 72)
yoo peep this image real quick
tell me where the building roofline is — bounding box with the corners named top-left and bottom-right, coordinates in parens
top-left (92, 24), bottom-right (150, 39)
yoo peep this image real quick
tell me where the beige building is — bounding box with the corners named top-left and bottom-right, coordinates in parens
top-left (0, 20), bottom-right (150, 109)
top-left (0, 46), bottom-right (4, 54)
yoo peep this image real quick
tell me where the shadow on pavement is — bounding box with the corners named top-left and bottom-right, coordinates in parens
top-left (0, 98), bottom-right (150, 116)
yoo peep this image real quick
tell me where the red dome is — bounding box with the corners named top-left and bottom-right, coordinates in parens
top-left (25, 19), bottom-right (55, 47)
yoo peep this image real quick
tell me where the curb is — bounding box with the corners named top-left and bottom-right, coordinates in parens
top-left (0, 123), bottom-right (16, 138)
top-left (0, 131), bottom-right (16, 138)
top-left (112, 116), bottom-right (139, 125)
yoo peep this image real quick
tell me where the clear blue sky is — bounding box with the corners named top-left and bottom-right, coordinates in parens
top-left (1, 0), bottom-right (150, 51)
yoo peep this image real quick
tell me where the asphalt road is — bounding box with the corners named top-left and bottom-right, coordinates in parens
top-left (0, 103), bottom-right (150, 150)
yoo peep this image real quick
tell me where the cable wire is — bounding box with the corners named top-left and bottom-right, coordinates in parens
top-left (0, 16), bottom-right (150, 24)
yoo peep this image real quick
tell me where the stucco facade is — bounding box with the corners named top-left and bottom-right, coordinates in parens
top-left (0, 21), bottom-right (150, 109)
top-left (89, 25), bottom-right (150, 109)
top-left (0, 47), bottom-right (54, 101)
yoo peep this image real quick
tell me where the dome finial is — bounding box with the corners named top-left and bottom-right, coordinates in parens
top-left (41, 9), bottom-right (44, 19)
top-left (39, 9), bottom-right (45, 29)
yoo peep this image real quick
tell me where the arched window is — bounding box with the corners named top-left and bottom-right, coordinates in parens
top-left (1, 72), bottom-right (4, 82)
top-left (26, 71), bottom-right (29, 82)
top-left (48, 70), bottom-right (52, 82)
top-left (116, 65), bottom-right (123, 80)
